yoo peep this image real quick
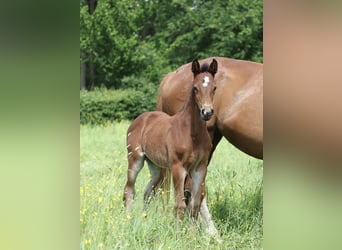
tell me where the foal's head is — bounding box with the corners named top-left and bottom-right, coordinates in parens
top-left (191, 59), bottom-right (218, 121)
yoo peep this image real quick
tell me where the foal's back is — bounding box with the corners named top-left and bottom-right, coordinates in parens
top-left (127, 109), bottom-right (210, 170)
top-left (127, 111), bottom-right (173, 168)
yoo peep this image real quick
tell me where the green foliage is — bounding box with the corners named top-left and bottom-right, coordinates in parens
top-left (80, 123), bottom-right (263, 249)
top-left (80, 0), bottom-right (263, 88)
top-left (80, 88), bottom-right (156, 124)
top-left (81, 0), bottom-right (139, 87)
top-left (146, 0), bottom-right (263, 67)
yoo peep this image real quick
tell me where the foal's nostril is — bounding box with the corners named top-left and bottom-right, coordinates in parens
top-left (202, 108), bottom-right (214, 115)
top-left (201, 107), bottom-right (214, 120)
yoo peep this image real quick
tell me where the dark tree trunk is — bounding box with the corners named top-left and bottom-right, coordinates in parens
top-left (88, 55), bottom-right (94, 90)
top-left (80, 52), bottom-right (86, 90)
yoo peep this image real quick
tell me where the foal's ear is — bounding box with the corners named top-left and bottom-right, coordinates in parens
top-left (192, 59), bottom-right (201, 76)
top-left (208, 59), bottom-right (218, 76)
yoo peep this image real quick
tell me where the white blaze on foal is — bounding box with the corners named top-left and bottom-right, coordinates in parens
top-left (202, 76), bottom-right (210, 87)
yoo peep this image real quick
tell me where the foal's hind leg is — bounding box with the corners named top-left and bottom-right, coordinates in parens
top-left (123, 149), bottom-right (144, 210)
top-left (143, 160), bottom-right (161, 207)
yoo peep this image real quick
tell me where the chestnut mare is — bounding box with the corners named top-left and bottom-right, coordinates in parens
top-left (123, 59), bottom-right (218, 223)
top-left (156, 57), bottom-right (263, 235)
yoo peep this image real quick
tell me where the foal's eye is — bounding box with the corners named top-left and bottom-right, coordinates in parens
top-left (193, 86), bottom-right (198, 94)
top-left (213, 86), bottom-right (217, 92)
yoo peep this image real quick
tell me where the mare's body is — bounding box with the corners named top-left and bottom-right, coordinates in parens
top-left (156, 57), bottom-right (263, 233)
top-left (157, 57), bottom-right (263, 159)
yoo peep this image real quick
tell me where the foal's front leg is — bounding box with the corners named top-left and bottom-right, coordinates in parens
top-left (190, 166), bottom-right (207, 220)
top-left (171, 164), bottom-right (187, 219)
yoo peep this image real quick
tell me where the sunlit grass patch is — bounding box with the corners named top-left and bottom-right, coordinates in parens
top-left (80, 122), bottom-right (263, 249)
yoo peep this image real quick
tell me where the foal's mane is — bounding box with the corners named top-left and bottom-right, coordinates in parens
top-left (200, 63), bottom-right (210, 73)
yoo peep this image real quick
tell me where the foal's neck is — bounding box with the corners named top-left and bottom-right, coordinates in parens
top-left (181, 88), bottom-right (206, 137)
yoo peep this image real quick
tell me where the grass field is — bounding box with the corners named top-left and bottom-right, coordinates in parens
top-left (80, 121), bottom-right (263, 249)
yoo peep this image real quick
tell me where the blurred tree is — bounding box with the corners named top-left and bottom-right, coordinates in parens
top-left (153, 0), bottom-right (263, 67)
top-left (80, 0), bottom-right (263, 89)
top-left (80, 0), bottom-right (99, 90)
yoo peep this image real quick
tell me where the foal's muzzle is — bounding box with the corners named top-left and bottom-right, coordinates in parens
top-left (200, 106), bottom-right (214, 121)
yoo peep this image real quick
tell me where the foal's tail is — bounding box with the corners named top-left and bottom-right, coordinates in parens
top-left (159, 168), bottom-right (192, 207)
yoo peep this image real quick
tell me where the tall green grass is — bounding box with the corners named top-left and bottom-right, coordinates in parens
top-left (80, 122), bottom-right (263, 249)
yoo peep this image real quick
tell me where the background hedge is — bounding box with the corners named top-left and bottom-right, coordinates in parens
top-left (80, 88), bottom-right (156, 125)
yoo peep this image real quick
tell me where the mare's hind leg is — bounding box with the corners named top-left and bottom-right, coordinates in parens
top-left (123, 148), bottom-right (144, 210)
top-left (143, 160), bottom-right (161, 207)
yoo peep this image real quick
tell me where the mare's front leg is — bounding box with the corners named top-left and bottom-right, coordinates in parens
top-left (171, 163), bottom-right (187, 219)
top-left (123, 149), bottom-right (144, 210)
top-left (200, 197), bottom-right (219, 238)
top-left (189, 165), bottom-right (207, 220)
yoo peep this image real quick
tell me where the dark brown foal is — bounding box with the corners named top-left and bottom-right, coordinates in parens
top-left (123, 59), bottom-right (217, 220)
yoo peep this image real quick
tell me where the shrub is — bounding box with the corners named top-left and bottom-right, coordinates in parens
top-left (80, 88), bottom-right (157, 125)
